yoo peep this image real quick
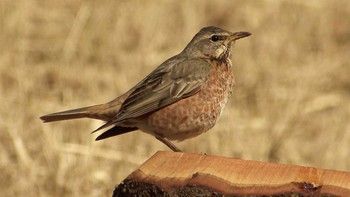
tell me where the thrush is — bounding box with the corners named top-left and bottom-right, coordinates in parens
top-left (40, 26), bottom-right (251, 152)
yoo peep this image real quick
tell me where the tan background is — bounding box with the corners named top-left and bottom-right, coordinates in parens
top-left (1, 0), bottom-right (349, 196)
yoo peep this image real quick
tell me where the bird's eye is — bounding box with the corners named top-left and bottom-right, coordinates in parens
top-left (210, 35), bottom-right (220, 42)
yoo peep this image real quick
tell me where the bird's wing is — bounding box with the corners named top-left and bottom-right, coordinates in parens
top-left (93, 57), bottom-right (211, 132)
top-left (119, 57), bottom-right (212, 120)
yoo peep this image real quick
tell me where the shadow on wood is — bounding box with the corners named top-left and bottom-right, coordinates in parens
top-left (113, 151), bottom-right (350, 196)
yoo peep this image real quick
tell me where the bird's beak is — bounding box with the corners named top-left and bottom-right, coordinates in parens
top-left (229, 31), bottom-right (251, 41)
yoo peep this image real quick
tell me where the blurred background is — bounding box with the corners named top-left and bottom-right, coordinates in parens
top-left (1, 0), bottom-right (349, 196)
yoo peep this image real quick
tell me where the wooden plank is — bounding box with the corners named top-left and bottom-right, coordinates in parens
top-left (113, 151), bottom-right (350, 196)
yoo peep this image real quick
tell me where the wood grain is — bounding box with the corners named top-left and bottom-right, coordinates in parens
top-left (113, 151), bottom-right (350, 196)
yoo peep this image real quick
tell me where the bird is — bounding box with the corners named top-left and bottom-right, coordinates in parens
top-left (40, 26), bottom-right (251, 152)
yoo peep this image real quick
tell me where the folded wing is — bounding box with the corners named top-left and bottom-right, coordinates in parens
top-left (94, 57), bottom-right (211, 131)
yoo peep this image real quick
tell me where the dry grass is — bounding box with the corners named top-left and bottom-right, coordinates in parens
top-left (1, 0), bottom-right (350, 196)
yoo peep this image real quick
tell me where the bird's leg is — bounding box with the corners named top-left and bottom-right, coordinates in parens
top-left (155, 135), bottom-right (182, 152)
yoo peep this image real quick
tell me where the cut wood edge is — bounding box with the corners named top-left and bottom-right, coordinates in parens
top-left (113, 151), bottom-right (350, 196)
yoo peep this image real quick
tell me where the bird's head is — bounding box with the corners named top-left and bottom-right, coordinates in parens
top-left (183, 26), bottom-right (251, 60)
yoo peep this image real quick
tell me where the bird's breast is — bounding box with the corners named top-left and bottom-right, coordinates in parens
top-left (135, 58), bottom-right (235, 141)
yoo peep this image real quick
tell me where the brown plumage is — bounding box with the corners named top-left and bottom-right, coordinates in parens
top-left (40, 26), bottom-right (251, 152)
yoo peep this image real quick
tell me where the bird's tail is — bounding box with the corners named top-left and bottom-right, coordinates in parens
top-left (40, 103), bottom-right (114, 122)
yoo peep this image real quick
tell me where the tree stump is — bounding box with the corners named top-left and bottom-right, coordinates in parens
top-left (113, 151), bottom-right (350, 196)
